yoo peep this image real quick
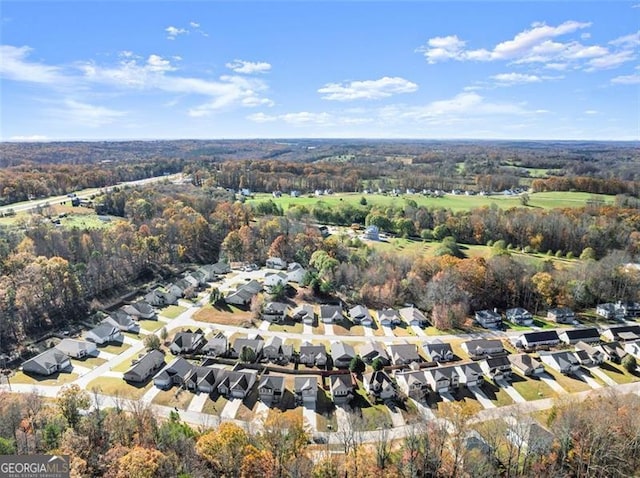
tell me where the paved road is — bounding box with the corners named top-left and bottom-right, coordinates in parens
top-left (0, 174), bottom-right (181, 216)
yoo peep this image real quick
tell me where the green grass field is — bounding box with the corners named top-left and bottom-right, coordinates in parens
top-left (139, 320), bottom-right (164, 332)
top-left (159, 305), bottom-right (187, 319)
top-left (248, 191), bottom-right (614, 213)
top-left (86, 376), bottom-right (152, 399)
top-left (98, 342), bottom-right (132, 355)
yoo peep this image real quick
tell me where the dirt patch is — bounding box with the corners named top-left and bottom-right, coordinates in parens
top-left (195, 305), bottom-right (256, 327)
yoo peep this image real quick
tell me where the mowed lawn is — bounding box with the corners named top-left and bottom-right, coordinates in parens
top-left (159, 305), bottom-right (187, 319)
top-left (248, 191), bottom-right (614, 213)
top-left (86, 376), bottom-right (152, 399)
top-left (11, 371), bottom-right (78, 386)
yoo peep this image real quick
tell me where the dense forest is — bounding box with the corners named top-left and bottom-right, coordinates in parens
top-left (0, 139), bottom-right (638, 352)
top-left (0, 387), bottom-right (638, 478)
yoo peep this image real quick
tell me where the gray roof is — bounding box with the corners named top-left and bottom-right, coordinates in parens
top-left (331, 342), bottom-right (356, 360)
top-left (320, 304), bottom-right (343, 321)
top-left (55, 339), bottom-right (95, 356)
top-left (89, 323), bottom-right (120, 340)
top-left (23, 348), bottom-right (69, 375)
top-left (294, 376), bottom-right (318, 393)
top-left (124, 350), bottom-right (165, 381)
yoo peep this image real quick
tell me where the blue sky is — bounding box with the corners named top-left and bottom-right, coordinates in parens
top-left (1, 1), bottom-right (638, 141)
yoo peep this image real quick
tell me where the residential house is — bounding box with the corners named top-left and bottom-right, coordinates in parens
top-left (169, 278), bottom-right (194, 298)
top-left (210, 261), bottom-right (231, 275)
top-left (86, 323), bottom-right (123, 345)
top-left (399, 306), bottom-right (428, 328)
top-left (185, 366), bottom-right (220, 394)
top-left (506, 421), bottom-right (554, 455)
top-left (462, 339), bottom-right (504, 360)
top-left (264, 272), bottom-right (288, 289)
top-left (225, 280), bottom-right (262, 306)
top-left (266, 257), bottom-right (287, 270)
top-left (547, 307), bottom-right (576, 324)
top-left (331, 342), bottom-right (356, 369)
top-left (153, 357), bottom-right (194, 389)
top-left (349, 305), bottom-right (373, 326)
top-left (616, 300), bottom-right (640, 318)
top-left (202, 332), bottom-right (228, 357)
top-left (394, 370), bottom-right (429, 399)
top-left (262, 302), bottom-right (288, 323)
top-left (518, 331), bottom-right (560, 349)
top-left (122, 301), bottom-right (156, 320)
top-left (103, 310), bottom-right (139, 332)
top-left (194, 264), bottom-right (219, 282)
top-left (480, 356), bottom-right (513, 381)
top-left (360, 342), bottom-right (389, 365)
top-left (574, 341), bottom-right (605, 366)
top-left (320, 304), bottom-right (343, 324)
top-left (597, 341), bottom-right (627, 363)
top-left (377, 309), bottom-right (402, 327)
top-left (217, 370), bottom-right (258, 399)
top-left (602, 324), bottom-right (640, 342)
top-left (258, 375), bottom-right (286, 405)
top-left (539, 351), bottom-right (580, 375)
top-left (22, 348), bottom-right (71, 376)
top-left (623, 340), bottom-right (640, 359)
top-left (263, 336), bottom-right (293, 363)
top-left (474, 310), bottom-right (502, 329)
top-left (455, 362), bottom-right (484, 387)
top-left (124, 350), bottom-right (165, 383)
top-left (299, 344), bottom-right (328, 367)
top-left (230, 337), bottom-right (264, 361)
top-left (363, 370), bottom-right (396, 401)
top-left (287, 263), bottom-right (307, 283)
top-left (596, 303), bottom-right (624, 321)
top-left (55, 339), bottom-right (97, 359)
top-left (292, 304), bottom-right (315, 325)
top-left (508, 354), bottom-right (544, 376)
top-left (422, 340), bottom-right (454, 363)
top-left (558, 327), bottom-right (601, 345)
top-left (363, 225), bottom-right (380, 241)
top-left (425, 365), bottom-right (460, 394)
top-left (169, 329), bottom-right (205, 355)
top-left (329, 373), bottom-right (354, 405)
top-left (294, 376), bottom-right (318, 407)
top-left (387, 343), bottom-right (421, 366)
top-left (144, 288), bottom-right (178, 307)
top-left (506, 307), bottom-right (534, 326)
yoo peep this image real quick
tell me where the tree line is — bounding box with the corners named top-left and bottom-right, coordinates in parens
top-left (0, 386), bottom-right (638, 477)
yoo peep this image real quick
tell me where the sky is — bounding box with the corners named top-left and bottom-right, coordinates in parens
top-left (1, 1), bottom-right (639, 141)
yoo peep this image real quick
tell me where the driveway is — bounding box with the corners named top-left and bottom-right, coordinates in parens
top-left (324, 323), bottom-right (335, 335)
top-left (220, 397), bottom-right (243, 420)
top-left (187, 392), bottom-right (210, 413)
top-left (539, 372), bottom-right (568, 394)
top-left (496, 379), bottom-right (527, 403)
top-left (589, 366), bottom-right (618, 387)
top-left (468, 385), bottom-right (496, 409)
top-left (574, 369), bottom-right (602, 389)
top-left (302, 404), bottom-right (317, 432)
top-left (411, 326), bottom-right (426, 338)
top-left (381, 325), bottom-right (395, 338)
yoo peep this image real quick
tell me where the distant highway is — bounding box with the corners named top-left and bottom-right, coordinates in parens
top-left (0, 173), bottom-right (182, 216)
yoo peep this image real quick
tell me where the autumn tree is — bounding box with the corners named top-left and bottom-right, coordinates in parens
top-left (57, 385), bottom-right (90, 431)
top-left (259, 410), bottom-right (309, 478)
top-left (196, 422), bottom-right (249, 477)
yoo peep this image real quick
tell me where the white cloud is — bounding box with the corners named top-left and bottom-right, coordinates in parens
top-left (318, 76), bottom-right (418, 101)
top-left (491, 72), bottom-right (563, 86)
top-left (8, 135), bottom-right (49, 141)
top-left (79, 54), bottom-right (273, 115)
top-left (491, 73), bottom-right (542, 85)
top-left (584, 110), bottom-right (597, 115)
top-left (611, 72), bottom-right (640, 84)
top-left (610, 31), bottom-right (640, 47)
top-left (165, 26), bottom-right (188, 40)
top-left (491, 21), bottom-right (591, 60)
top-left (586, 50), bottom-right (636, 70)
top-left (0, 45), bottom-right (65, 84)
top-left (248, 111), bottom-right (332, 125)
top-left (146, 54), bottom-right (176, 72)
top-left (417, 21), bottom-right (637, 72)
top-left (225, 60), bottom-right (272, 74)
top-left (50, 99), bottom-right (126, 127)
top-left (416, 35), bottom-right (467, 63)
top-left (189, 21), bottom-right (200, 28)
